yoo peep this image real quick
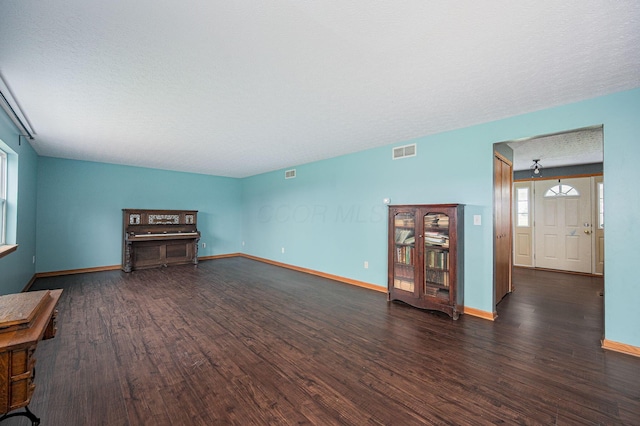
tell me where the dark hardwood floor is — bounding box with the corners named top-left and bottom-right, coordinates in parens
top-left (7, 258), bottom-right (639, 425)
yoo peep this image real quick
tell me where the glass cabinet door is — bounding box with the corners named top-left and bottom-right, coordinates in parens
top-left (392, 212), bottom-right (416, 293)
top-left (424, 212), bottom-right (450, 301)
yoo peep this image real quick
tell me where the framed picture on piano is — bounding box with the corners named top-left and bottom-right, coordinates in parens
top-left (122, 209), bottom-right (201, 272)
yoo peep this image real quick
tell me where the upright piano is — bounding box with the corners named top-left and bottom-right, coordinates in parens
top-left (122, 209), bottom-right (201, 272)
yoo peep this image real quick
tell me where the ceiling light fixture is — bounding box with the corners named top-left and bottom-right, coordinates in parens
top-left (530, 159), bottom-right (543, 177)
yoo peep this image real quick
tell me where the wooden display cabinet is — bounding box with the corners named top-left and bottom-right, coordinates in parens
top-left (388, 204), bottom-right (464, 319)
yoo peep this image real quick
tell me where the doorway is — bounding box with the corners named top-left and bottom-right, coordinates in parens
top-left (513, 175), bottom-right (603, 274)
top-left (494, 125), bottom-right (604, 305)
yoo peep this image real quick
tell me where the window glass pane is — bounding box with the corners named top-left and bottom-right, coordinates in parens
top-left (544, 184), bottom-right (579, 197)
top-left (517, 187), bottom-right (528, 201)
top-left (515, 186), bottom-right (529, 227)
top-left (517, 213), bottom-right (528, 227)
top-left (0, 149), bottom-right (5, 199)
top-left (0, 149), bottom-right (6, 244)
top-left (598, 182), bottom-right (604, 229)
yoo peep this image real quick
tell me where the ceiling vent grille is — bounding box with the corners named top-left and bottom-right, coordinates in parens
top-left (392, 143), bottom-right (417, 160)
top-left (285, 169), bottom-right (296, 179)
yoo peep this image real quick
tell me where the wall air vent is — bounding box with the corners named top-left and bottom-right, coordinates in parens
top-left (285, 169), bottom-right (296, 179)
top-left (392, 143), bottom-right (417, 160)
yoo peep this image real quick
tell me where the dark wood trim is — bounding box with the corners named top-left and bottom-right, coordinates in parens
top-left (0, 244), bottom-right (18, 259)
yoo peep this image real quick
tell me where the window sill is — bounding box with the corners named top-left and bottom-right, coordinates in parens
top-left (0, 244), bottom-right (18, 259)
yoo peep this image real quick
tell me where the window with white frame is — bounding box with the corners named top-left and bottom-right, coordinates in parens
top-left (0, 148), bottom-right (7, 245)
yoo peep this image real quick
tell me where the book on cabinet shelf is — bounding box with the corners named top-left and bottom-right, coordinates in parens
top-left (424, 232), bottom-right (449, 247)
top-left (394, 279), bottom-right (415, 292)
top-left (425, 269), bottom-right (450, 287)
top-left (426, 250), bottom-right (449, 269)
top-left (394, 217), bottom-right (415, 227)
top-left (425, 286), bottom-right (449, 299)
top-left (395, 246), bottom-right (415, 265)
top-left (424, 214), bottom-right (449, 228)
top-left (395, 229), bottom-right (415, 244)
top-left (394, 264), bottom-right (414, 279)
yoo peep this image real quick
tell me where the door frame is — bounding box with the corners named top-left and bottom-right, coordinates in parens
top-left (513, 173), bottom-right (603, 275)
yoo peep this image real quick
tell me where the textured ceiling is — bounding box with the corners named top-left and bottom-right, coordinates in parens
top-left (507, 126), bottom-right (603, 171)
top-left (0, 1), bottom-right (639, 178)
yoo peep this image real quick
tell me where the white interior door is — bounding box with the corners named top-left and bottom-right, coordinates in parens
top-left (534, 177), bottom-right (592, 273)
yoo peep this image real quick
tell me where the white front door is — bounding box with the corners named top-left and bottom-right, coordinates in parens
top-left (534, 177), bottom-right (592, 273)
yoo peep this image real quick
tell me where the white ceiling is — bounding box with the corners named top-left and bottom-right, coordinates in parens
top-left (0, 1), bottom-right (638, 178)
top-left (507, 126), bottom-right (603, 171)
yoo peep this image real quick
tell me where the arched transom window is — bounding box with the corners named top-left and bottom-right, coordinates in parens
top-left (544, 184), bottom-right (579, 197)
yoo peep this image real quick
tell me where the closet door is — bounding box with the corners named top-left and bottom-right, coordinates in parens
top-left (494, 154), bottom-right (512, 304)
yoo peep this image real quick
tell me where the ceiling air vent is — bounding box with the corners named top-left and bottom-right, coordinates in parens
top-left (285, 169), bottom-right (296, 179)
top-left (392, 143), bottom-right (417, 160)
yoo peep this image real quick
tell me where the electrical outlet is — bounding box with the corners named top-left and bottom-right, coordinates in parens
top-left (281, 247), bottom-right (285, 254)
top-left (242, 241), bottom-right (245, 246)
top-left (364, 261), bottom-right (369, 269)
top-left (202, 242), bottom-right (206, 248)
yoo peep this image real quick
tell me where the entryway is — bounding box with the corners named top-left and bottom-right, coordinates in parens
top-left (494, 125), bottom-right (604, 309)
top-left (514, 176), bottom-right (603, 274)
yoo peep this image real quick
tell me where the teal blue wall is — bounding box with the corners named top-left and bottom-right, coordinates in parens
top-left (2, 88), bottom-right (639, 349)
top-left (242, 88), bottom-right (640, 348)
top-left (0, 114), bottom-right (39, 294)
top-left (598, 91), bottom-right (640, 347)
top-left (36, 158), bottom-right (242, 272)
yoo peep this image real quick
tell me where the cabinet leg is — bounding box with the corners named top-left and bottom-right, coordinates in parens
top-left (0, 405), bottom-right (41, 425)
top-left (453, 311), bottom-right (460, 320)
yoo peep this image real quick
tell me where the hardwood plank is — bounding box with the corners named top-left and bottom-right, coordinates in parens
top-left (3, 259), bottom-right (638, 425)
